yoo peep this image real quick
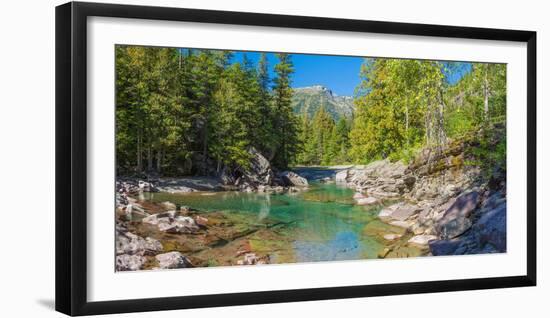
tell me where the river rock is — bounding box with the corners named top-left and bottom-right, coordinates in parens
top-left (142, 211), bottom-right (177, 225)
top-left (473, 203), bottom-right (506, 252)
top-left (379, 203), bottom-right (420, 222)
top-left (356, 197), bottom-right (379, 206)
top-left (143, 211), bottom-right (200, 233)
top-left (408, 234), bottom-right (438, 247)
top-left (280, 171), bottom-right (309, 187)
top-left (335, 170), bottom-right (348, 182)
top-left (116, 254), bottom-right (146, 271)
top-left (392, 205), bottom-right (421, 221)
top-left (158, 216), bottom-right (199, 234)
top-left (436, 191), bottom-right (479, 239)
top-left (389, 220), bottom-right (414, 229)
top-left (429, 239), bottom-right (463, 255)
top-left (383, 234), bottom-right (402, 241)
top-left (353, 192), bottom-right (366, 200)
top-left (237, 253), bottom-right (264, 265)
top-left (194, 215), bottom-right (209, 227)
top-left (116, 230), bottom-right (162, 256)
top-left (160, 201), bottom-right (177, 210)
top-left (138, 180), bottom-right (157, 192)
top-left (363, 220), bottom-right (407, 239)
top-left (155, 252), bottom-right (191, 269)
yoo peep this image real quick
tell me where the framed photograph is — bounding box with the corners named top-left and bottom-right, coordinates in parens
top-left (55, 1), bottom-right (536, 316)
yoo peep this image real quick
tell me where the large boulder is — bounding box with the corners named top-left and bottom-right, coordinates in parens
top-left (436, 191), bottom-right (479, 239)
top-left (238, 147), bottom-right (274, 187)
top-left (473, 203), bottom-right (506, 252)
top-left (280, 171), bottom-right (309, 187)
top-left (155, 252), bottom-right (192, 269)
top-left (116, 254), bottom-right (146, 271)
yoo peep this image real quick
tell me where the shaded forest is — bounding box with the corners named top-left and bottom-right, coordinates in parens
top-left (116, 46), bottom-right (506, 177)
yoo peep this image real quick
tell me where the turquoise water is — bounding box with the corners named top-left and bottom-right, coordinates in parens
top-left (143, 181), bottom-right (387, 262)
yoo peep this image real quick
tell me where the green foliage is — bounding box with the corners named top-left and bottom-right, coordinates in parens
top-left (272, 53), bottom-right (300, 169)
top-left (349, 58), bottom-right (506, 165)
top-left (116, 45), bottom-right (506, 176)
top-left (116, 46), bottom-right (300, 176)
top-left (294, 108), bottom-right (351, 166)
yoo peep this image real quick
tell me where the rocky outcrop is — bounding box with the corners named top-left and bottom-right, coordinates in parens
top-left (292, 85), bottom-right (354, 121)
top-left (337, 159), bottom-right (408, 199)
top-left (346, 137), bottom-right (506, 258)
top-left (436, 191), bottom-right (480, 239)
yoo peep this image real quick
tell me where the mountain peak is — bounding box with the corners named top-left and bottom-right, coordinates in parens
top-left (292, 85), bottom-right (354, 121)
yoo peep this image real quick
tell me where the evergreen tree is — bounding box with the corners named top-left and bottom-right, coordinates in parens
top-left (272, 53), bottom-right (299, 168)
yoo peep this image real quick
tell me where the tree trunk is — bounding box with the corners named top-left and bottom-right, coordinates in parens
top-left (156, 148), bottom-right (162, 173)
top-left (202, 117), bottom-right (209, 175)
top-left (137, 131), bottom-right (142, 172)
top-left (147, 144), bottom-right (153, 171)
top-left (405, 100), bottom-right (409, 148)
top-left (484, 63), bottom-right (490, 120)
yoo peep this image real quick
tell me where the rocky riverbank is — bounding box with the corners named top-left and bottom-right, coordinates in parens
top-left (115, 195), bottom-right (299, 271)
top-left (115, 138), bottom-right (506, 271)
top-left (117, 147), bottom-right (309, 197)
top-left (335, 139), bottom-right (506, 257)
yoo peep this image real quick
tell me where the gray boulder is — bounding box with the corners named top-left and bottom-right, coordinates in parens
top-left (474, 203), bottom-right (506, 252)
top-left (436, 191), bottom-right (479, 239)
top-left (238, 147), bottom-right (274, 186)
top-left (280, 171), bottom-right (309, 187)
top-left (143, 212), bottom-right (200, 233)
top-left (116, 230), bottom-right (162, 256)
top-left (155, 252), bottom-right (192, 269)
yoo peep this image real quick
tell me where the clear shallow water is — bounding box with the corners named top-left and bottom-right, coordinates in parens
top-left (143, 181), bottom-right (387, 262)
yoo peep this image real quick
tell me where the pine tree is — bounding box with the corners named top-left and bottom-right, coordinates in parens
top-left (272, 53), bottom-right (299, 168)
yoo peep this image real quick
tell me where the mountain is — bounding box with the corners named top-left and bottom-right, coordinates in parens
top-left (291, 85), bottom-right (354, 121)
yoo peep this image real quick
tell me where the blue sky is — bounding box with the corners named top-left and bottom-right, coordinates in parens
top-left (230, 51), bottom-right (472, 96)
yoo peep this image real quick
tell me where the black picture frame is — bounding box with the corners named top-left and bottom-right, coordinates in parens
top-left (55, 1), bottom-right (537, 316)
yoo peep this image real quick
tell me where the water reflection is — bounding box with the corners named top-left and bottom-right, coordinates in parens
top-left (142, 182), bottom-right (384, 262)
